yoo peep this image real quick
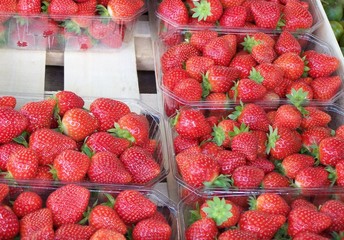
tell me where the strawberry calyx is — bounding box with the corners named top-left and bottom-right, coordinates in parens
top-left (16, 17), bottom-right (29, 27)
top-left (48, 165), bottom-right (59, 181)
top-left (13, 131), bottom-right (29, 148)
top-left (230, 81), bottom-right (239, 102)
top-left (274, 161), bottom-right (286, 176)
top-left (81, 143), bottom-right (95, 158)
top-left (276, 14), bottom-right (286, 30)
top-left (62, 20), bottom-right (82, 35)
top-left (248, 67), bottom-right (264, 84)
top-left (203, 174), bottom-right (232, 189)
top-left (79, 199), bottom-right (98, 225)
top-left (202, 196), bottom-right (233, 226)
top-left (41, 1), bottom-right (49, 13)
top-left (326, 165), bottom-right (337, 187)
top-left (189, 202), bottom-right (202, 225)
top-left (266, 126), bottom-right (280, 155)
top-left (273, 223), bottom-right (290, 240)
top-left (301, 56), bottom-right (310, 77)
top-left (331, 231), bottom-right (344, 240)
top-left (108, 123), bottom-right (136, 144)
top-left (241, 35), bottom-right (260, 54)
top-left (286, 88), bottom-right (309, 116)
top-left (202, 72), bottom-right (211, 98)
top-left (228, 101), bottom-right (244, 121)
top-left (228, 123), bottom-right (249, 138)
top-left (184, 32), bottom-right (192, 43)
top-left (96, 5), bottom-right (111, 24)
top-left (211, 125), bottom-right (226, 147)
top-left (191, 0), bottom-right (213, 22)
top-left (248, 195), bottom-right (258, 210)
top-left (170, 110), bottom-right (181, 127)
top-left (101, 193), bottom-right (116, 208)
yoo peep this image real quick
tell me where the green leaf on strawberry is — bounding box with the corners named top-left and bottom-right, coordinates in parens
top-left (241, 35), bottom-right (260, 54)
top-left (248, 67), bottom-right (264, 84)
top-left (228, 123), bottom-right (249, 138)
top-left (286, 88), bottom-right (309, 116)
top-left (326, 165), bottom-right (337, 187)
top-left (189, 202), bottom-right (201, 225)
top-left (108, 123), bottom-right (135, 144)
top-left (63, 20), bottom-right (82, 35)
top-left (203, 174), bottom-right (232, 189)
top-left (191, 0), bottom-right (212, 21)
top-left (228, 102), bottom-right (244, 121)
top-left (13, 131), bottom-right (29, 148)
top-left (202, 197), bottom-right (233, 226)
top-left (266, 125), bottom-right (279, 155)
top-left (211, 125), bottom-right (226, 147)
top-left (201, 72), bottom-right (211, 98)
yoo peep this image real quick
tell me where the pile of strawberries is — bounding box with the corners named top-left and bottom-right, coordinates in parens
top-left (0, 183), bottom-right (174, 239)
top-left (0, 91), bottom-right (165, 185)
top-left (171, 101), bottom-right (344, 192)
top-left (160, 30), bottom-right (341, 116)
top-left (0, 0), bottom-right (145, 50)
top-left (182, 191), bottom-right (344, 239)
top-left (157, 0), bottom-right (315, 31)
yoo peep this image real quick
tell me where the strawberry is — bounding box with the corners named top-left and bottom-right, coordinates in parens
top-left (185, 218), bottom-right (218, 240)
top-left (242, 35), bottom-right (276, 64)
top-left (54, 224), bottom-right (96, 239)
top-left (71, 0), bottom-right (97, 28)
top-left (89, 205), bottom-right (127, 234)
top-left (133, 218), bottom-right (172, 240)
top-left (231, 130), bottom-right (258, 161)
top-left (48, 0), bottom-right (79, 21)
top-left (161, 43), bottom-right (199, 73)
top-left (102, 0), bottom-right (144, 19)
top-left (189, 30), bottom-right (218, 52)
top-left (173, 135), bottom-right (199, 154)
top-left (200, 197), bottom-right (241, 228)
top-left (301, 107), bottom-right (331, 129)
top-left (88, 20), bottom-right (116, 40)
top-left (203, 37), bottom-right (235, 66)
top-left (218, 229), bottom-right (258, 240)
top-left (251, 64), bottom-right (283, 91)
top-left (261, 171), bottom-right (291, 188)
top-left (286, 81), bottom-right (314, 100)
top-left (13, 191), bottom-right (42, 218)
top-left (120, 146), bottom-right (160, 184)
top-left (229, 52), bottom-right (257, 79)
top-left (232, 166), bottom-right (264, 188)
top-left (219, 6), bottom-right (247, 27)
top-left (162, 68), bottom-right (190, 91)
top-left (90, 229), bottom-right (125, 240)
top-left (51, 149), bottom-right (90, 182)
top-left (100, 28), bottom-right (124, 49)
top-left (336, 125), bottom-right (344, 140)
top-left (239, 210), bottom-right (286, 239)
top-left (275, 31), bottom-right (302, 55)
top-left (185, 56), bottom-right (215, 82)
top-left (157, 0), bottom-right (189, 25)
top-left (60, 108), bottom-right (98, 142)
top-left (0, 205), bottom-right (19, 239)
top-left (319, 137), bottom-right (344, 166)
top-left (17, 0), bottom-right (41, 15)
top-left (266, 126), bottom-right (301, 160)
top-left (320, 200), bottom-right (344, 232)
top-left (36, 166), bottom-right (54, 180)
top-left (250, 193), bottom-right (290, 216)
top-left (301, 126), bottom-right (331, 151)
top-left (88, 151), bottom-right (132, 184)
top-left (114, 190), bottom-right (157, 224)
top-left (291, 199), bottom-right (317, 211)
top-left (191, 0), bottom-right (223, 23)
top-left (215, 150), bottom-right (246, 175)
top-left (303, 50), bottom-right (339, 78)
top-left (0, 96), bottom-right (16, 108)
top-left (54, 90), bottom-right (85, 116)
top-left (200, 141), bottom-right (223, 158)
top-left (283, 0), bottom-right (313, 31)
top-left (274, 77), bottom-right (293, 98)
top-left (0, 183), bottom-right (8, 203)
top-left (310, 76), bottom-right (342, 101)
top-left (212, 119), bottom-right (239, 147)
top-left (172, 77), bottom-right (203, 103)
top-left (47, 184), bottom-right (90, 227)
top-left (0, 0), bottom-right (16, 23)
top-left (233, 78), bottom-right (267, 102)
top-left (0, 107), bottom-right (28, 144)
top-left (274, 52), bottom-right (306, 80)
top-left (293, 232), bottom-right (330, 240)
top-left (202, 66), bottom-right (240, 97)
top-left (84, 132), bottom-right (130, 156)
top-left (250, 1), bottom-right (281, 29)
top-left (0, 143), bottom-right (26, 171)
top-left (20, 208), bottom-right (54, 239)
top-left (279, 153), bottom-right (315, 179)
top-left (273, 104), bottom-right (302, 130)
top-left (7, 148), bottom-right (38, 180)
top-left (246, 157), bottom-right (274, 174)
top-left (287, 207), bottom-right (332, 237)
top-left (252, 130), bottom-right (268, 158)
top-left (295, 167), bottom-right (331, 188)
top-left (172, 107), bottom-right (212, 140)
top-left (219, 0), bottom-right (245, 7)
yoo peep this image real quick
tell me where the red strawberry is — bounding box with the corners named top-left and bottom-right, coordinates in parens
top-left (295, 167), bottom-right (331, 188)
top-left (48, 0), bottom-right (79, 21)
top-left (120, 146), bottom-right (160, 184)
top-left (88, 20), bottom-right (116, 40)
top-left (189, 30), bottom-right (218, 52)
top-left (0, 205), bottom-right (19, 239)
top-left (291, 199), bottom-right (317, 211)
top-left (0, 107), bottom-right (28, 144)
top-left (301, 107), bottom-right (331, 129)
top-left (35, 166), bottom-right (54, 180)
top-left (231, 131), bottom-right (258, 161)
top-left (311, 76), bottom-right (342, 101)
top-left (219, 6), bottom-right (247, 27)
top-left (293, 232), bottom-right (330, 240)
top-left (162, 68), bottom-right (190, 91)
top-left (157, 0), bottom-right (189, 25)
top-left (274, 77), bottom-right (293, 98)
top-left (60, 108), bottom-right (98, 142)
top-left (88, 151), bottom-right (132, 184)
top-left (17, 0), bottom-right (41, 15)
top-left (200, 141), bottom-right (223, 158)
top-left (52, 149), bottom-right (90, 182)
top-left (133, 218), bottom-right (172, 240)
top-left (251, 64), bottom-right (283, 91)
top-left (114, 190), bottom-right (157, 224)
top-left (219, 0), bottom-right (245, 7)
top-left (185, 56), bottom-right (215, 82)
top-left (218, 229), bottom-right (258, 240)
top-left (84, 132), bottom-right (130, 156)
top-left (90, 229), bottom-right (125, 240)
top-left (54, 224), bottom-right (96, 239)
top-left (46, 184), bottom-right (90, 227)
top-left (0, 143), bottom-right (26, 171)
top-left (100, 27), bottom-right (124, 49)
top-left (302, 126), bottom-right (331, 151)
top-left (275, 31), bottom-right (302, 55)
top-left (172, 77), bottom-right (203, 103)
top-left (89, 205), bottom-right (127, 234)
top-left (203, 37), bottom-right (235, 66)
top-left (283, 0), bottom-right (313, 31)
top-left (54, 90), bottom-right (84, 116)
top-left (212, 119), bottom-right (239, 147)
top-left (252, 130), bottom-right (268, 157)
top-left (319, 137), bottom-right (344, 166)
top-left (286, 81), bottom-right (314, 100)
top-left (251, 193), bottom-right (290, 216)
top-left (0, 183), bottom-right (9, 203)
top-left (274, 104), bottom-right (302, 130)
top-left (161, 43), bottom-right (199, 73)
top-left (215, 150), bottom-right (246, 175)
top-left (70, 0), bottom-right (97, 28)
top-left (200, 197), bottom-right (241, 228)
top-left (320, 200), bottom-right (344, 232)
top-left (246, 157), bottom-right (274, 174)
top-left (239, 210), bottom-right (286, 239)
top-left (288, 207), bottom-right (332, 237)
top-left (105, 0), bottom-right (144, 18)
top-left (274, 52), bottom-right (306, 80)
top-left (7, 148), bottom-right (38, 180)
top-left (336, 125), bottom-right (344, 140)
top-left (230, 52), bottom-right (257, 79)
top-left (303, 50), bottom-right (339, 78)
top-left (13, 191), bottom-right (42, 218)
top-left (173, 135), bottom-right (199, 154)
top-left (242, 35), bottom-right (276, 64)
top-left (261, 171), bottom-right (291, 188)
top-left (191, 0), bottom-right (223, 23)
top-left (0, 0), bottom-right (16, 23)
top-left (232, 166), bottom-right (265, 188)
top-left (280, 153), bottom-right (315, 179)
top-left (20, 208), bottom-right (54, 239)
top-left (0, 96), bottom-right (16, 108)
top-left (234, 78), bottom-right (267, 102)
top-left (173, 107), bottom-right (212, 140)
top-left (185, 218), bottom-right (218, 240)
top-left (250, 1), bottom-right (281, 29)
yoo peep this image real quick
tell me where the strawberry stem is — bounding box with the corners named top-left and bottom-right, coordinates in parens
top-left (202, 197), bottom-right (233, 226)
top-left (49, 165), bottom-right (59, 181)
top-left (191, 0), bottom-right (213, 22)
top-left (63, 20), bottom-right (82, 35)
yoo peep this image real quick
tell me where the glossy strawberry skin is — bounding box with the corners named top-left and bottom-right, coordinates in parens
top-left (0, 107), bottom-right (28, 144)
top-left (237, 104), bottom-right (269, 132)
top-left (48, 0), bottom-right (79, 21)
top-left (0, 205), bottom-right (20, 239)
top-left (54, 224), bottom-right (96, 240)
top-left (108, 0), bottom-right (144, 18)
top-left (157, 0), bottom-right (189, 25)
top-left (20, 208), bottom-right (54, 239)
top-left (132, 218), bottom-right (172, 240)
top-left (274, 105), bottom-right (302, 130)
top-left (85, 132), bottom-right (130, 156)
top-left (215, 150), bottom-right (246, 175)
top-left (281, 154), bottom-right (315, 179)
top-left (186, 56), bottom-right (215, 82)
top-left (232, 166), bottom-right (265, 188)
top-left (90, 229), bottom-right (126, 240)
top-left (236, 78), bottom-right (267, 102)
top-left (295, 167), bottom-right (331, 189)
top-left (185, 218), bottom-right (218, 240)
top-left (17, 0), bottom-right (41, 15)
top-left (255, 193), bottom-right (290, 216)
top-left (311, 76), bottom-right (342, 101)
top-left (319, 137), bottom-right (344, 166)
top-left (203, 37), bottom-right (235, 66)
top-left (219, 6), bottom-right (247, 27)
top-left (275, 31), bottom-right (302, 55)
top-left (274, 52), bottom-right (305, 80)
top-left (0, 183), bottom-right (9, 203)
top-left (218, 229), bottom-right (258, 240)
top-left (304, 50), bottom-right (339, 78)
top-left (0, 143), bottom-right (26, 171)
top-left (54, 90), bottom-right (85, 116)
top-left (261, 172), bottom-right (291, 188)
top-left (189, 30), bottom-right (218, 52)
top-left (251, 1), bottom-right (281, 29)
top-left (13, 191), bottom-right (43, 218)
top-left (7, 148), bottom-right (39, 180)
